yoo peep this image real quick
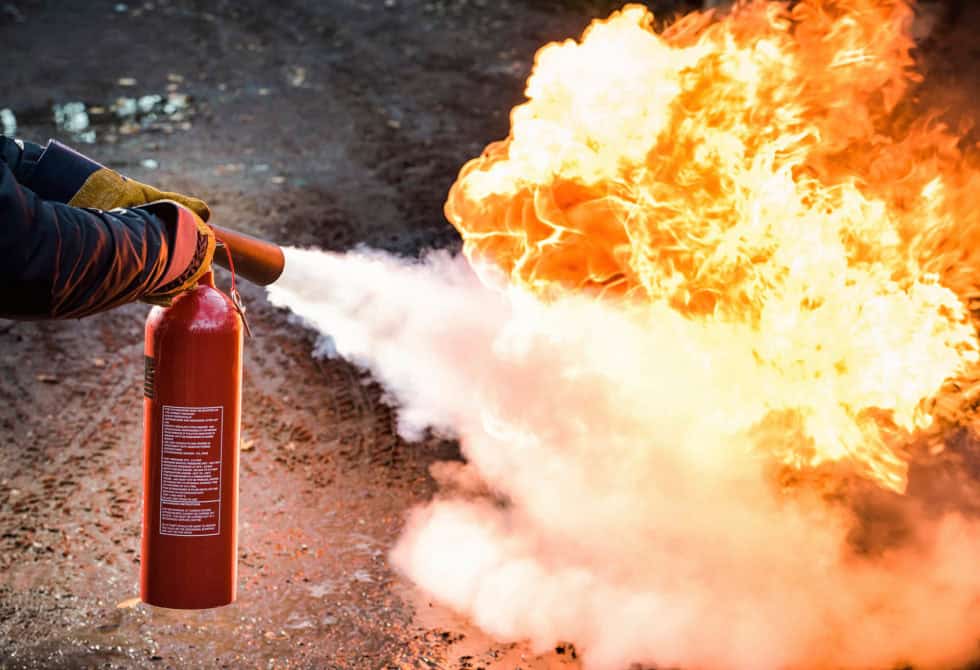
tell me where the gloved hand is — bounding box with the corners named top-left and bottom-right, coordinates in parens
top-left (138, 201), bottom-right (216, 306)
top-left (69, 169), bottom-right (211, 222)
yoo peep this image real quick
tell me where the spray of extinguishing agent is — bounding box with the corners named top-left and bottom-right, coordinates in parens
top-left (141, 224), bottom-right (285, 609)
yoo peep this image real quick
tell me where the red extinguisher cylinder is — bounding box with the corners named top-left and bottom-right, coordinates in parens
top-left (141, 271), bottom-right (243, 609)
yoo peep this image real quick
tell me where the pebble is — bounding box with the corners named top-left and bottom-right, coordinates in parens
top-left (137, 95), bottom-right (163, 113)
top-left (0, 108), bottom-right (16, 136)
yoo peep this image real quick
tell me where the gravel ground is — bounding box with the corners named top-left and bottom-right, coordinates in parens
top-left (1, 0), bottom-right (977, 668)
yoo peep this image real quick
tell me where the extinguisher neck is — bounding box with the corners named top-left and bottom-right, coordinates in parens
top-left (199, 269), bottom-right (216, 288)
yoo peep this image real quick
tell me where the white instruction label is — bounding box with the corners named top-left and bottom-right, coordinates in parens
top-left (160, 405), bottom-right (223, 537)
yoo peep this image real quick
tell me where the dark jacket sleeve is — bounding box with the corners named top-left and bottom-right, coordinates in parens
top-left (0, 137), bottom-right (178, 319)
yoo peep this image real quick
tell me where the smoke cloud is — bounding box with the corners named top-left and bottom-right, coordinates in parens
top-left (269, 247), bottom-right (980, 670)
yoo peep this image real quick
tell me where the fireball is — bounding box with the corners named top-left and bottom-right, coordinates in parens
top-left (445, 0), bottom-right (980, 493)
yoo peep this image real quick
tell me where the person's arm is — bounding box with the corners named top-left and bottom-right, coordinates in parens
top-left (0, 135), bottom-right (210, 218)
top-left (0, 139), bottom-right (212, 319)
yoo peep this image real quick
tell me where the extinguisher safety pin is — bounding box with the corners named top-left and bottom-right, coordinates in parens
top-left (231, 288), bottom-right (253, 338)
top-left (214, 233), bottom-right (253, 338)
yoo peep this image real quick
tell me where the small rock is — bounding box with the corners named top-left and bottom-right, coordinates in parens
top-left (0, 108), bottom-right (16, 136)
top-left (140, 158), bottom-right (159, 170)
top-left (52, 102), bottom-right (90, 134)
top-left (35, 374), bottom-right (59, 384)
top-left (263, 630), bottom-right (289, 641)
top-left (117, 77), bottom-right (137, 87)
top-left (114, 97), bottom-right (138, 118)
top-left (214, 163), bottom-right (245, 176)
top-left (163, 93), bottom-right (188, 115)
top-left (113, 3), bottom-right (129, 12)
top-left (286, 66), bottom-right (306, 87)
top-left (137, 94), bottom-right (163, 113)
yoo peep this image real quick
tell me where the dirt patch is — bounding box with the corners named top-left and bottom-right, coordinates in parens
top-left (0, 0), bottom-right (607, 666)
top-left (2, 0), bottom-right (979, 668)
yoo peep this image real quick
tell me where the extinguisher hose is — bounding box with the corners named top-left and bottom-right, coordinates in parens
top-left (214, 232), bottom-right (240, 296)
top-left (212, 231), bottom-right (255, 338)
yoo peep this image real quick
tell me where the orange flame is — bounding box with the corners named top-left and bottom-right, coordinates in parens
top-left (445, 0), bottom-right (980, 493)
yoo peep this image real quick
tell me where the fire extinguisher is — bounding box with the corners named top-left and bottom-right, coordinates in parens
top-left (141, 225), bottom-right (284, 609)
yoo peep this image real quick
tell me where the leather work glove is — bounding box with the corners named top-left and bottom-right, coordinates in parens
top-left (69, 169), bottom-right (211, 222)
top-left (138, 200), bottom-right (217, 306)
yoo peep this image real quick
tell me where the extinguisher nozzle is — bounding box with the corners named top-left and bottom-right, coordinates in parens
top-left (211, 224), bottom-right (286, 286)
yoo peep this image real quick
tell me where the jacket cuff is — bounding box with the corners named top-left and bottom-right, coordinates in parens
top-left (0, 136), bottom-right (44, 181)
top-left (136, 201), bottom-right (205, 288)
top-left (21, 139), bottom-right (103, 204)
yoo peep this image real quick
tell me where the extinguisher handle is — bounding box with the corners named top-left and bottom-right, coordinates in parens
top-left (210, 224), bottom-right (285, 286)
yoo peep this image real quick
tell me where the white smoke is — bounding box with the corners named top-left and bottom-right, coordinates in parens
top-left (269, 247), bottom-right (980, 670)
